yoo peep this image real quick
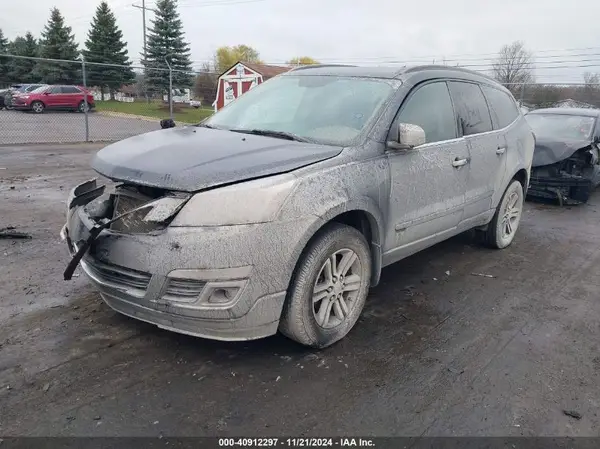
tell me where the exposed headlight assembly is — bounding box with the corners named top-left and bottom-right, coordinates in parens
top-left (170, 173), bottom-right (297, 226)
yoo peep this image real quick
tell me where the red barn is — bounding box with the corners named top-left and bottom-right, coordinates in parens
top-left (212, 61), bottom-right (291, 111)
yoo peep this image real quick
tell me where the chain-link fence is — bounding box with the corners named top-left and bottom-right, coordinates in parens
top-left (0, 54), bottom-right (217, 145)
top-left (1, 54), bottom-right (599, 145)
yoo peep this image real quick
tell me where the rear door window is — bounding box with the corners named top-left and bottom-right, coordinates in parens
top-left (61, 86), bottom-right (81, 94)
top-left (396, 81), bottom-right (457, 144)
top-left (448, 81), bottom-right (493, 136)
top-left (482, 85), bottom-right (520, 129)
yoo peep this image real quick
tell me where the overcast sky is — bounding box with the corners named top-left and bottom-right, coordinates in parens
top-left (2, 0), bottom-right (599, 83)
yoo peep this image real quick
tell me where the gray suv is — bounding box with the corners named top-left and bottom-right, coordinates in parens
top-left (62, 65), bottom-right (535, 348)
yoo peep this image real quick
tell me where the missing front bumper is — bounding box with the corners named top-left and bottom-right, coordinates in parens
top-left (527, 176), bottom-right (593, 205)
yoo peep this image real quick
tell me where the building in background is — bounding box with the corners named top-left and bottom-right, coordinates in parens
top-left (212, 61), bottom-right (290, 111)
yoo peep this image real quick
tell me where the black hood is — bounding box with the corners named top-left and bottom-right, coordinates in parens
top-left (92, 126), bottom-right (343, 192)
top-left (532, 137), bottom-right (593, 167)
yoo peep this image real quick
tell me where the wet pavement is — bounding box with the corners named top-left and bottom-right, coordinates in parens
top-left (1, 144), bottom-right (599, 436)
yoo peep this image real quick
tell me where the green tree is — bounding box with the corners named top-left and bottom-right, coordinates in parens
top-left (143, 0), bottom-right (192, 103)
top-left (7, 33), bottom-right (39, 83)
top-left (0, 28), bottom-right (9, 84)
top-left (36, 8), bottom-right (80, 84)
top-left (214, 45), bottom-right (262, 73)
top-left (287, 56), bottom-right (319, 66)
top-left (83, 1), bottom-right (135, 100)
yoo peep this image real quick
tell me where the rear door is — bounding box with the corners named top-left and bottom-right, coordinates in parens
top-left (481, 84), bottom-right (523, 199)
top-left (60, 86), bottom-right (82, 108)
top-left (447, 81), bottom-right (499, 222)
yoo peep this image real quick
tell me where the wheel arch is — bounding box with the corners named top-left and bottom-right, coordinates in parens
top-left (289, 200), bottom-right (385, 289)
top-left (513, 168), bottom-right (529, 194)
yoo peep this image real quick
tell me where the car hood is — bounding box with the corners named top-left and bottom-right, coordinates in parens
top-left (532, 137), bottom-right (594, 167)
top-left (92, 126), bottom-right (343, 192)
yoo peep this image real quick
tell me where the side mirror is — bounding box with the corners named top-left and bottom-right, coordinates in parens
top-left (387, 123), bottom-right (426, 151)
top-left (43, 92), bottom-right (50, 95)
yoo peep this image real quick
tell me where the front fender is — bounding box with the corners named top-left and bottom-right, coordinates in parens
top-left (277, 157), bottom-right (389, 288)
top-left (283, 198), bottom-right (385, 288)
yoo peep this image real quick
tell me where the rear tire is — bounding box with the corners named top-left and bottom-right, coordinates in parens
top-left (31, 101), bottom-right (44, 114)
top-left (279, 223), bottom-right (372, 348)
top-left (481, 179), bottom-right (524, 249)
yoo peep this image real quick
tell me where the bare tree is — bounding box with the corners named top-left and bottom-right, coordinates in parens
top-left (582, 72), bottom-right (600, 106)
top-left (492, 41), bottom-right (535, 95)
top-left (583, 72), bottom-right (600, 87)
top-left (194, 61), bottom-right (218, 103)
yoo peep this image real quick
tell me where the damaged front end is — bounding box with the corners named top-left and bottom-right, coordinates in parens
top-left (61, 178), bottom-right (190, 280)
top-left (527, 142), bottom-right (600, 205)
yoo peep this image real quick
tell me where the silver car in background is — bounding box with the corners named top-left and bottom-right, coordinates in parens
top-left (62, 64), bottom-right (535, 348)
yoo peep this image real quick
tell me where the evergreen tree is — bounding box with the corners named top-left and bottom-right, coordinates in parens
top-left (7, 33), bottom-right (40, 83)
top-left (143, 0), bottom-right (192, 102)
top-left (0, 29), bottom-right (9, 84)
top-left (36, 8), bottom-right (80, 84)
top-left (83, 1), bottom-right (135, 100)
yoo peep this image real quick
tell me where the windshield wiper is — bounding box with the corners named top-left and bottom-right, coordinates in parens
top-left (230, 128), bottom-right (311, 142)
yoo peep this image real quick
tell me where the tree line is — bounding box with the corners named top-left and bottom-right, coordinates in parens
top-left (3, 3), bottom-right (597, 107)
top-left (0, 0), bottom-right (320, 103)
top-left (492, 41), bottom-right (600, 108)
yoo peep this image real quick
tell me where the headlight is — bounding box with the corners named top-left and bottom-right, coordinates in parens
top-left (20, 95), bottom-right (29, 99)
top-left (170, 173), bottom-right (297, 226)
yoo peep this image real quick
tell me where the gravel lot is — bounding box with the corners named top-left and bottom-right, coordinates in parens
top-left (0, 110), bottom-right (159, 145)
top-left (1, 144), bottom-right (600, 437)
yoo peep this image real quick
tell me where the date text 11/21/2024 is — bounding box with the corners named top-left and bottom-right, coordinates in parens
top-left (218, 438), bottom-right (376, 447)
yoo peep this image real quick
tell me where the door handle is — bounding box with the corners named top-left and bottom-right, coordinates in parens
top-left (452, 157), bottom-right (469, 168)
top-left (496, 147), bottom-right (506, 155)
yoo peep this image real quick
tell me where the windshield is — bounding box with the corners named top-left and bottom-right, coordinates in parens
top-left (204, 75), bottom-right (395, 146)
top-left (526, 113), bottom-right (596, 141)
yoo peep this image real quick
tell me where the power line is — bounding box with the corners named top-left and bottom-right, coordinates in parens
top-left (303, 46), bottom-right (600, 62)
top-left (5, 53), bottom-right (599, 82)
top-left (184, 57), bottom-right (600, 70)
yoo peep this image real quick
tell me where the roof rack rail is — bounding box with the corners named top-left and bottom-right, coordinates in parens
top-left (289, 64), bottom-right (358, 71)
top-left (403, 64), bottom-right (496, 81)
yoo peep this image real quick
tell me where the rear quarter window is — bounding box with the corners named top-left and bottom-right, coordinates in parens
top-left (482, 85), bottom-right (520, 129)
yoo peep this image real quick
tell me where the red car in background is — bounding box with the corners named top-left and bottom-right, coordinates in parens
top-left (12, 85), bottom-right (95, 114)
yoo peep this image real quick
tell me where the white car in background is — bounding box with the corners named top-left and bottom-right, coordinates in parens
top-left (189, 99), bottom-right (202, 109)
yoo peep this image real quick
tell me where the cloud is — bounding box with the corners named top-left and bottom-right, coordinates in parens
top-left (3, 0), bottom-right (599, 82)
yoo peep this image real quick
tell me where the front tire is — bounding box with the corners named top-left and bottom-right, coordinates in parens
top-left (279, 223), bottom-right (372, 348)
top-left (482, 179), bottom-right (524, 249)
top-left (31, 101), bottom-right (44, 114)
top-left (78, 101), bottom-right (90, 113)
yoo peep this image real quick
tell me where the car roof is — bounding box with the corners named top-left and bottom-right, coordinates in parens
top-left (527, 107), bottom-right (600, 118)
top-left (285, 64), bottom-right (499, 85)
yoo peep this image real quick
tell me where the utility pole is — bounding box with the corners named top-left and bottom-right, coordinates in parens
top-left (165, 56), bottom-right (173, 120)
top-left (132, 2), bottom-right (158, 54)
top-left (520, 82), bottom-right (526, 107)
top-left (80, 54), bottom-right (89, 142)
top-left (132, 2), bottom-right (157, 103)
top-left (142, 0), bottom-right (147, 63)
